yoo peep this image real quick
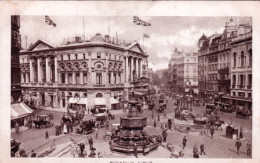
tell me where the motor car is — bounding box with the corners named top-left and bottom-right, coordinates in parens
top-left (236, 110), bottom-right (250, 119)
top-left (33, 115), bottom-right (54, 129)
top-left (76, 118), bottom-right (95, 135)
top-left (94, 113), bottom-right (108, 128)
top-left (205, 104), bottom-right (215, 114)
top-left (219, 103), bottom-right (233, 113)
top-left (103, 123), bottom-right (120, 141)
top-left (193, 114), bottom-right (208, 125)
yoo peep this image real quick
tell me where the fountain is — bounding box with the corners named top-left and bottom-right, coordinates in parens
top-left (110, 101), bottom-right (160, 154)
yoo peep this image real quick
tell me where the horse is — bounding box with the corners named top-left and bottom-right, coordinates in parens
top-left (214, 120), bottom-right (225, 131)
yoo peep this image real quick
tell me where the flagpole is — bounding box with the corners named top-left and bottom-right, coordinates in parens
top-left (44, 16), bottom-right (46, 40)
top-left (108, 16), bottom-right (110, 36)
top-left (83, 16), bottom-right (85, 41)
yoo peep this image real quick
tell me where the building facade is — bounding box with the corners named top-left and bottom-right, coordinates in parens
top-left (11, 15), bottom-right (22, 103)
top-left (198, 18), bottom-right (237, 99)
top-left (20, 34), bottom-right (148, 110)
top-left (167, 48), bottom-right (181, 93)
top-left (228, 24), bottom-right (252, 111)
top-left (176, 52), bottom-right (198, 95)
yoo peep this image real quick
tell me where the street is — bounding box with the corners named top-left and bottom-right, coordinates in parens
top-left (11, 96), bottom-right (252, 158)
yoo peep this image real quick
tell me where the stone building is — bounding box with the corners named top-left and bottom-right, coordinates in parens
top-left (11, 15), bottom-right (22, 103)
top-left (19, 34), bottom-right (148, 110)
top-left (176, 52), bottom-right (198, 95)
top-left (198, 18), bottom-right (237, 99)
top-left (224, 24), bottom-right (252, 111)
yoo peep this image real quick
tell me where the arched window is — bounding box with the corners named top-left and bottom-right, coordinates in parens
top-left (83, 93), bottom-right (87, 97)
top-left (74, 93), bottom-right (80, 98)
top-left (68, 92), bottom-right (73, 97)
top-left (96, 93), bottom-right (103, 98)
top-left (241, 51), bottom-right (245, 66)
top-left (233, 52), bottom-right (237, 67)
top-left (249, 49), bottom-right (252, 66)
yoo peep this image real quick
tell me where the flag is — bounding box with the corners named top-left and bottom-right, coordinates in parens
top-left (133, 16), bottom-right (141, 25)
top-left (143, 34), bottom-right (150, 38)
top-left (45, 15), bottom-right (56, 27)
top-left (133, 16), bottom-right (151, 26)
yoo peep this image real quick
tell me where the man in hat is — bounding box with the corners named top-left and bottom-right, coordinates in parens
top-left (235, 138), bottom-right (242, 155)
top-left (200, 144), bottom-right (206, 155)
top-left (182, 136), bottom-right (187, 149)
top-left (246, 141), bottom-right (251, 156)
top-left (89, 136), bottom-right (93, 150)
top-left (133, 143), bottom-right (138, 158)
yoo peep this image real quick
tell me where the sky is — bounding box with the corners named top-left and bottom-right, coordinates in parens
top-left (19, 16), bottom-right (252, 71)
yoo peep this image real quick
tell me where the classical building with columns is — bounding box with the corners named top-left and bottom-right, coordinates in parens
top-left (20, 34), bottom-right (148, 110)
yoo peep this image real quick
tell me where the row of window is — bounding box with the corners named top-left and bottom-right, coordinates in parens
top-left (232, 49), bottom-right (252, 67)
top-left (60, 52), bottom-right (122, 61)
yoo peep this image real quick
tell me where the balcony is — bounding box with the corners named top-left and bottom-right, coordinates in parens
top-left (218, 68), bottom-right (229, 73)
top-left (93, 84), bottom-right (106, 87)
top-left (217, 79), bottom-right (230, 84)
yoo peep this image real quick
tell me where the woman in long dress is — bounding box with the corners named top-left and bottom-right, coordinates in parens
top-left (63, 124), bottom-right (68, 134)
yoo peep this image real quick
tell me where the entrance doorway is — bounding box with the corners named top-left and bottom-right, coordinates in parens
top-left (62, 98), bottom-right (66, 108)
top-left (41, 94), bottom-right (45, 106)
top-left (50, 95), bottom-right (53, 107)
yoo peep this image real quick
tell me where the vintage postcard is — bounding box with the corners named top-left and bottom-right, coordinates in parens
top-left (1, 1), bottom-right (260, 163)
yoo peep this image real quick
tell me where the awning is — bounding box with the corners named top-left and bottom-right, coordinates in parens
top-left (76, 98), bottom-right (88, 105)
top-left (11, 102), bottom-right (33, 120)
top-left (193, 89), bottom-right (199, 94)
top-left (94, 98), bottom-right (106, 105)
top-left (68, 97), bottom-right (80, 104)
top-left (110, 97), bottom-right (119, 105)
top-left (134, 91), bottom-right (144, 96)
top-left (185, 89), bottom-right (189, 92)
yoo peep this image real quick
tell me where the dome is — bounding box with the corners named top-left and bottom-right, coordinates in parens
top-left (89, 33), bottom-right (106, 42)
top-left (227, 18), bottom-right (236, 27)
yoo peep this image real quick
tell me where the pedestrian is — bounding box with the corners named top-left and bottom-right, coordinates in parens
top-left (210, 125), bottom-right (214, 139)
top-left (133, 143), bottom-right (138, 158)
top-left (49, 139), bottom-right (56, 149)
top-left (15, 122), bottom-right (19, 134)
top-left (89, 136), bottom-right (93, 150)
top-left (162, 129), bottom-right (167, 142)
top-left (182, 136), bottom-right (187, 149)
top-left (106, 120), bottom-right (110, 130)
top-left (235, 138), bottom-right (242, 155)
top-left (19, 147), bottom-right (27, 157)
top-left (71, 123), bottom-right (73, 133)
top-left (95, 127), bottom-right (99, 139)
top-left (246, 141), bottom-right (251, 156)
top-left (142, 140), bottom-right (146, 155)
top-left (193, 145), bottom-right (199, 158)
top-left (79, 143), bottom-right (85, 157)
top-left (154, 118), bottom-right (156, 127)
top-left (89, 149), bottom-right (96, 158)
top-left (30, 150), bottom-right (37, 157)
top-left (200, 144), bottom-right (206, 155)
top-left (45, 130), bottom-right (49, 139)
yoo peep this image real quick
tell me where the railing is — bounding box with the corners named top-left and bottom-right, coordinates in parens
top-left (93, 84), bottom-right (106, 87)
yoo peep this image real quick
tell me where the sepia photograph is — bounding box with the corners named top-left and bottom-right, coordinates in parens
top-left (10, 15), bottom-right (253, 159)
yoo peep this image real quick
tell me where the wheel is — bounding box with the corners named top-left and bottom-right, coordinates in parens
top-left (40, 125), bottom-right (45, 129)
top-left (104, 135), bottom-right (112, 142)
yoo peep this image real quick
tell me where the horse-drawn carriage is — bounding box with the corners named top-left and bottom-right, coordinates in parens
top-left (157, 99), bottom-right (166, 113)
top-left (33, 115), bottom-right (54, 129)
top-left (205, 104), bottom-right (215, 114)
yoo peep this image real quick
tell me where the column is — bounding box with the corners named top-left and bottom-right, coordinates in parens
top-left (55, 56), bottom-right (58, 82)
top-left (125, 56), bottom-right (129, 82)
top-left (80, 71), bottom-right (83, 84)
top-left (37, 58), bottom-right (42, 82)
top-left (140, 59), bottom-right (143, 77)
top-left (46, 57), bottom-right (50, 82)
top-left (65, 91), bottom-right (68, 108)
top-left (29, 58), bottom-right (33, 82)
top-left (135, 58), bottom-right (138, 79)
top-left (21, 73), bottom-right (24, 83)
top-left (88, 54), bottom-right (92, 83)
top-left (130, 57), bottom-right (133, 81)
top-left (118, 72), bottom-right (121, 84)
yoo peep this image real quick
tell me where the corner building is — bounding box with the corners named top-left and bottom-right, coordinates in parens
top-left (20, 34), bottom-right (148, 109)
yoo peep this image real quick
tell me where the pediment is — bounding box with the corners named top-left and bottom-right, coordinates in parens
top-left (27, 40), bottom-right (54, 51)
top-left (128, 42), bottom-right (144, 54)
